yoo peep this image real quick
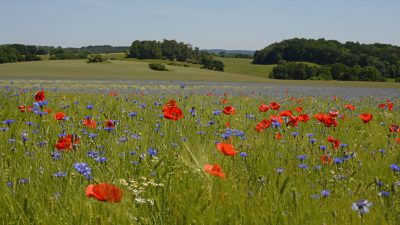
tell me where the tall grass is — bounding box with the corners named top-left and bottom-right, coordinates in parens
top-left (0, 83), bottom-right (399, 224)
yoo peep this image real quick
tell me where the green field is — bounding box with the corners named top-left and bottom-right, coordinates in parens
top-left (0, 57), bottom-right (399, 88)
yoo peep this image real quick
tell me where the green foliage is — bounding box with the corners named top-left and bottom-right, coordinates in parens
top-left (86, 54), bottom-right (108, 63)
top-left (270, 61), bottom-right (386, 81)
top-left (149, 63), bottom-right (168, 71)
top-left (254, 38), bottom-right (400, 80)
top-left (128, 39), bottom-right (225, 71)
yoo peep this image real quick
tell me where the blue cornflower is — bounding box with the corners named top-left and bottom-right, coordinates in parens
top-left (292, 132), bottom-right (299, 137)
top-left (298, 164), bottom-right (308, 169)
top-left (86, 104), bottom-right (94, 110)
top-left (147, 148), bottom-right (158, 157)
top-left (390, 164), bottom-right (400, 172)
top-left (321, 190), bottom-right (330, 197)
top-left (88, 133), bottom-right (98, 139)
top-left (128, 112), bottom-right (137, 117)
top-left (3, 119), bottom-right (16, 125)
top-left (240, 152), bottom-right (248, 157)
top-left (74, 162), bottom-right (92, 180)
top-left (51, 151), bottom-right (62, 160)
top-left (0, 127), bottom-right (9, 132)
top-left (25, 121), bottom-right (34, 126)
top-left (87, 150), bottom-right (99, 158)
top-left (180, 82), bottom-right (186, 89)
top-left (189, 107), bottom-right (196, 117)
top-left (333, 158), bottom-right (343, 164)
top-left (309, 138), bottom-right (317, 144)
top-left (276, 168), bottom-right (284, 174)
top-left (340, 143), bottom-right (348, 148)
top-left (197, 131), bottom-right (205, 135)
top-left (8, 138), bottom-right (16, 144)
top-left (245, 114), bottom-right (255, 119)
top-left (6, 181), bottom-right (13, 187)
top-left (306, 133), bottom-right (314, 138)
top-left (319, 145), bottom-right (327, 151)
top-left (212, 109), bottom-right (222, 115)
top-left (351, 199), bottom-right (372, 215)
top-left (297, 154), bottom-right (307, 161)
top-left (95, 156), bottom-right (107, 163)
top-left (53, 172), bottom-right (67, 177)
top-left (378, 191), bottom-right (390, 197)
top-left (271, 121), bottom-right (281, 128)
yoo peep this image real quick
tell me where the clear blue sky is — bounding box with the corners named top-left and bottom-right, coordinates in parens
top-left (0, 0), bottom-right (399, 50)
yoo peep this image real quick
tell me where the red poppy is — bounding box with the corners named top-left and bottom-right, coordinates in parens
top-left (320, 154), bottom-right (333, 165)
top-left (314, 113), bottom-right (330, 123)
top-left (83, 118), bottom-right (97, 129)
top-left (223, 106), bottom-right (235, 115)
top-left (86, 183), bottom-right (123, 203)
top-left (279, 110), bottom-right (293, 117)
top-left (162, 99), bottom-right (178, 112)
top-left (221, 99), bottom-right (228, 104)
top-left (105, 120), bottom-right (115, 128)
top-left (298, 114), bottom-right (310, 122)
top-left (286, 116), bottom-right (300, 127)
top-left (204, 164), bottom-right (225, 178)
top-left (55, 134), bottom-right (80, 151)
top-left (359, 113), bottom-right (373, 123)
top-left (396, 138), bottom-right (400, 144)
top-left (255, 119), bottom-right (272, 132)
top-left (163, 106), bottom-right (184, 120)
top-left (378, 103), bottom-right (386, 109)
top-left (314, 113), bottom-right (338, 127)
top-left (258, 104), bottom-right (270, 112)
top-left (344, 104), bottom-right (355, 110)
top-left (389, 125), bottom-right (399, 133)
top-left (54, 112), bottom-right (66, 120)
top-left (275, 132), bottom-right (282, 140)
top-left (329, 110), bottom-right (339, 117)
top-left (108, 90), bottom-right (118, 97)
top-left (294, 107), bottom-right (302, 113)
top-left (387, 103), bottom-right (394, 111)
top-left (18, 105), bottom-right (27, 112)
top-left (35, 90), bottom-right (45, 102)
top-left (225, 121), bottom-right (230, 128)
top-left (216, 142), bottom-right (238, 156)
top-left (44, 108), bottom-right (53, 114)
top-left (327, 136), bottom-right (340, 149)
top-left (269, 102), bottom-right (280, 110)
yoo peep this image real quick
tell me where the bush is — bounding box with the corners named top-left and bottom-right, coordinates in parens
top-left (87, 54), bottom-right (108, 63)
top-left (149, 63), bottom-right (168, 71)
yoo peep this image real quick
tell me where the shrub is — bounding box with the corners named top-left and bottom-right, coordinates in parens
top-left (149, 63), bottom-right (168, 71)
top-left (87, 54), bottom-right (108, 63)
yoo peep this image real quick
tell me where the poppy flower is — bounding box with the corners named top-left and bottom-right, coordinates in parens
top-left (320, 154), bottom-right (333, 165)
top-left (387, 103), bottom-right (393, 111)
top-left (275, 132), bottom-right (282, 140)
top-left (163, 106), bottom-right (184, 120)
top-left (269, 102), bottom-right (280, 110)
top-left (329, 110), bottom-right (339, 117)
top-left (327, 136), bottom-right (340, 149)
top-left (286, 116), bottom-right (300, 127)
top-left (35, 90), bottom-right (45, 102)
top-left (221, 99), bottom-right (228, 104)
top-left (204, 164), bottom-right (225, 178)
top-left (108, 90), bottom-right (118, 97)
top-left (18, 105), bottom-right (27, 113)
top-left (83, 118), bottom-right (97, 129)
top-left (378, 103), bottom-right (386, 109)
top-left (396, 138), bottom-right (400, 144)
top-left (225, 121), bottom-right (230, 128)
top-left (279, 110), bottom-right (293, 117)
top-left (216, 142), bottom-right (238, 156)
top-left (258, 104), bottom-right (270, 112)
top-left (54, 112), bottom-right (66, 120)
top-left (389, 125), bottom-right (399, 133)
top-left (86, 183), bottom-right (123, 203)
top-left (255, 119), bottom-right (272, 132)
top-left (55, 134), bottom-right (80, 151)
top-left (223, 106), bottom-right (235, 115)
top-left (359, 113), bottom-right (373, 123)
top-left (298, 114), bottom-right (310, 122)
top-left (44, 108), bottom-right (53, 114)
top-left (162, 99), bottom-right (177, 112)
top-left (294, 107), bottom-right (302, 113)
top-left (344, 104), bottom-right (356, 110)
top-left (105, 120), bottom-right (115, 128)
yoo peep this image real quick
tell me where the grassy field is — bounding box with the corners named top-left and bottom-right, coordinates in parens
top-left (0, 85), bottom-right (399, 225)
top-left (0, 57), bottom-right (399, 88)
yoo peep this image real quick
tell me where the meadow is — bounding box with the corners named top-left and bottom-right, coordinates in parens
top-left (0, 81), bottom-right (399, 225)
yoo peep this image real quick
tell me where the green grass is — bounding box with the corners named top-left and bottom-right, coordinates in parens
top-left (0, 86), bottom-right (399, 225)
top-left (0, 58), bottom-right (399, 88)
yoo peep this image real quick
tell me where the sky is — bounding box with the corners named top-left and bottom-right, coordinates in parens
top-left (0, 0), bottom-right (399, 50)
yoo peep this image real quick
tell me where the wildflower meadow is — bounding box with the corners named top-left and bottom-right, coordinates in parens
top-left (0, 83), bottom-right (399, 225)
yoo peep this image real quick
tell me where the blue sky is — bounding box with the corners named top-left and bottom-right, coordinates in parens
top-left (0, 0), bottom-right (399, 49)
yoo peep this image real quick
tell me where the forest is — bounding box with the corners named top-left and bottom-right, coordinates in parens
top-left (253, 38), bottom-right (400, 81)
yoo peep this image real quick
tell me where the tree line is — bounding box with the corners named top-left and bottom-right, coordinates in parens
top-left (254, 38), bottom-right (400, 81)
top-left (128, 39), bottom-right (224, 71)
top-left (0, 44), bottom-right (129, 63)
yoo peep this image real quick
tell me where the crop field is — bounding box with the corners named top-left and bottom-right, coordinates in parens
top-left (0, 81), bottom-right (399, 225)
